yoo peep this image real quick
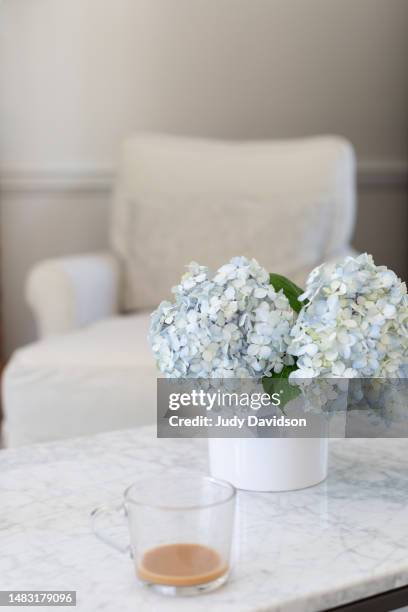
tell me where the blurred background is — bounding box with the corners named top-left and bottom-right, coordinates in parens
top-left (0, 0), bottom-right (407, 360)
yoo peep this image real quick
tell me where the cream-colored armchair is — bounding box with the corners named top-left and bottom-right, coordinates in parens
top-left (2, 133), bottom-right (356, 446)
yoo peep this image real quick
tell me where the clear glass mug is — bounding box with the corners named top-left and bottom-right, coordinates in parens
top-left (91, 473), bottom-right (236, 596)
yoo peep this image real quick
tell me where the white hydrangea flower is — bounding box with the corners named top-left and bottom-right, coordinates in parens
top-left (149, 256), bottom-right (296, 378)
top-left (288, 253), bottom-right (408, 379)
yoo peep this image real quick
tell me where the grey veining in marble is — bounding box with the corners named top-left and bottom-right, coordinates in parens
top-left (1, 428), bottom-right (408, 612)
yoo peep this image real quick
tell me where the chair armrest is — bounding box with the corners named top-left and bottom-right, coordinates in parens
top-left (26, 252), bottom-right (120, 339)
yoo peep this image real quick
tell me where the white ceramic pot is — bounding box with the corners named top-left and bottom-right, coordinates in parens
top-left (208, 437), bottom-right (329, 492)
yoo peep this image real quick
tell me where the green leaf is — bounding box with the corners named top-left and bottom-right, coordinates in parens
top-left (269, 273), bottom-right (305, 313)
top-left (262, 364), bottom-right (301, 410)
top-left (263, 274), bottom-right (305, 408)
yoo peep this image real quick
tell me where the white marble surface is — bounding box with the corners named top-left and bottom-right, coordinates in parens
top-left (2, 428), bottom-right (408, 612)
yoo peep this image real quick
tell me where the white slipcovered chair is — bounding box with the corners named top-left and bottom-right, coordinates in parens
top-left (2, 134), bottom-right (356, 446)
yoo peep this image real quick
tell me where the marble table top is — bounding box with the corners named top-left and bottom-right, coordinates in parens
top-left (2, 428), bottom-right (408, 612)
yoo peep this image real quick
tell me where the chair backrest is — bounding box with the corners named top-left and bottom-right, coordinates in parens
top-left (111, 133), bottom-right (356, 311)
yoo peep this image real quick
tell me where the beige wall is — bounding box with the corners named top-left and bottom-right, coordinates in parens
top-left (1, 0), bottom-right (407, 163)
top-left (0, 0), bottom-right (407, 356)
top-left (0, 188), bottom-right (111, 356)
top-left (354, 186), bottom-right (407, 278)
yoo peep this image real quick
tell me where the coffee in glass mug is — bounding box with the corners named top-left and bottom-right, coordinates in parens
top-left (92, 473), bottom-right (236, 595)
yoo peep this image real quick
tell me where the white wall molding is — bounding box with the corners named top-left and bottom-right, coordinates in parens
top-left (357, 160), bottom-right (408, 189)
top-left (0, 165), bottom-right (114, 193)
top-left (0, 160), bottom-right (407, 194)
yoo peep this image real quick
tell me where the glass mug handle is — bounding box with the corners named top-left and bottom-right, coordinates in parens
top-left (91, 504), bottom-right (131, 556)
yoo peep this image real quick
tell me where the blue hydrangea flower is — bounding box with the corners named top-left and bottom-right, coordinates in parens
top-left (149, 256), bottom-right (296, 378)
top-left (288, 253), bottom-right (408, 379)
